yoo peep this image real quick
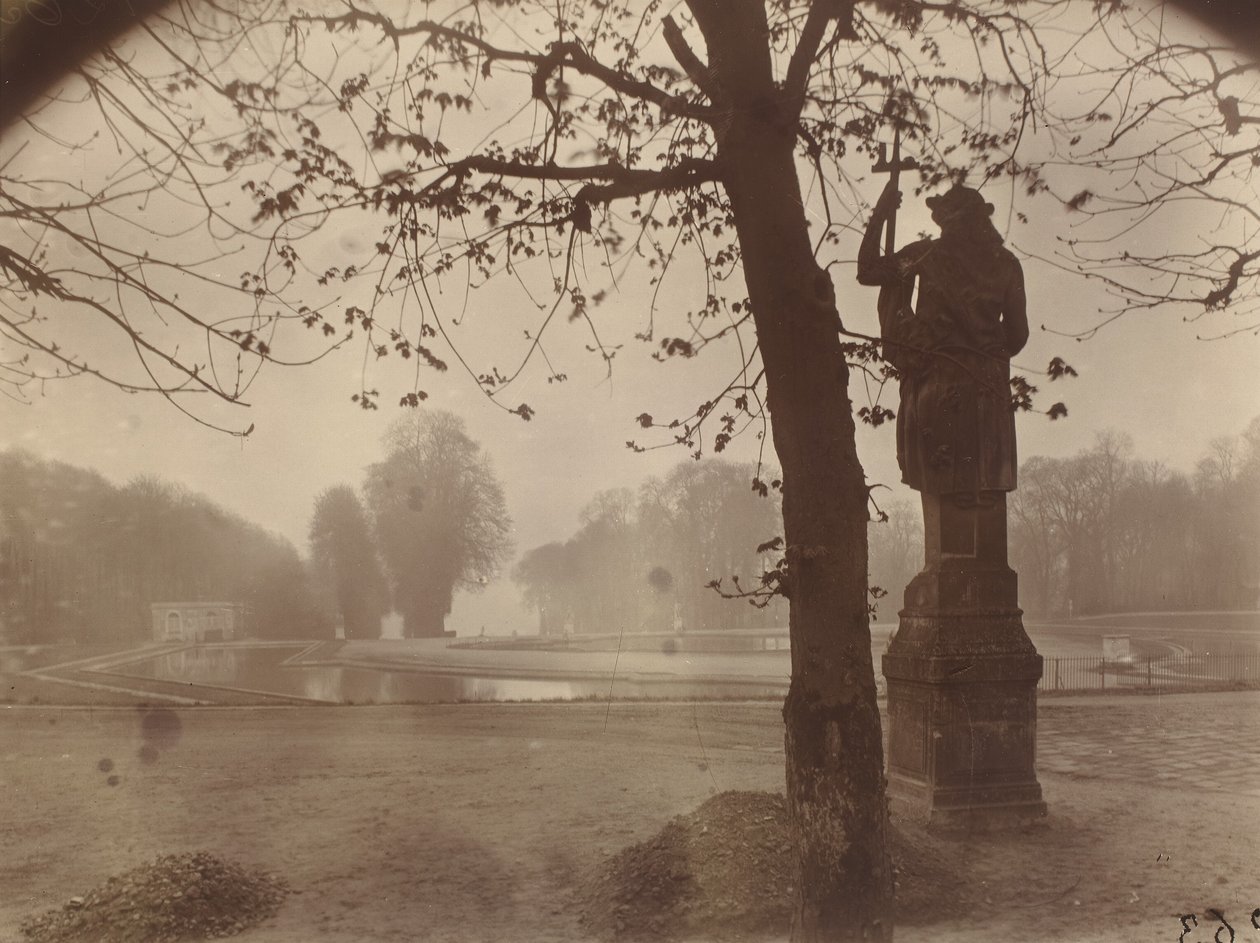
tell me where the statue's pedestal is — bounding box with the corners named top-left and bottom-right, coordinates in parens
top-left (882, 493), bottom-right (1047, 830)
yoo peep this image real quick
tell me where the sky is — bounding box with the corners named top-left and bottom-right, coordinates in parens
top-left (2, 0), bottom-right (1257, 635)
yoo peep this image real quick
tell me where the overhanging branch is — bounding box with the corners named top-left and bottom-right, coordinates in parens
top-left (785, 0), bottom-right (857, 109)
top-left (662, 15), bottom-right (720, 101)
top-left (439, 155), bottom-right (721, 230)
top-left (572, 163), bottom-right (720, 228)
top-left (298, 5), bottom-right (715, 122)
top-left (455, 155), bottom-right (718, 189)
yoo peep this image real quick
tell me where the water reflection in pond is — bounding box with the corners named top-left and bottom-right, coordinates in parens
top-left (114, 646), bottom-right (785, 703)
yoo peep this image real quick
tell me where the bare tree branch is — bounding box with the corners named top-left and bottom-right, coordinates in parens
top-left (785, 0), bottom-right (857, 109)
top-left (298, 5), bottom-right (715, 121)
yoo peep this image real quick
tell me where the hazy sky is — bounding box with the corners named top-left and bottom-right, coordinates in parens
top-left (2, 0), bottom-right (1257, 633)
top-left (4, 246), bottom-right (1255, 632)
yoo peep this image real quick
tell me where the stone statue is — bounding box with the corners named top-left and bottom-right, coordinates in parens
top-left (861, 183), bottom-right (1047, 828)
top-left (857, 183), bottom-right (1029, 499)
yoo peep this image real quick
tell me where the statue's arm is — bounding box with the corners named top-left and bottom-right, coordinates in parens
top-left (1002, 258), bottom-right (1030, 356)
top-left (856, 186), bottom-right (902, 286)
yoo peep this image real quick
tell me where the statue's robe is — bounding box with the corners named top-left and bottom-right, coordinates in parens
top-left (860, 234), bottom-right (1029, 496)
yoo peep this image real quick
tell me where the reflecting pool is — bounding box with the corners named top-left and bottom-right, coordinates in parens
top-left (108, 645), bottom-right (786, 703)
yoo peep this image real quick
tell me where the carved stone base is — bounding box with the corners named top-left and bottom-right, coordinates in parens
top-left (881, 492), bottom-right (1048, 828)
top-left (884, 634), bottom-right (1047, 830)
top-left (882, 492), bottom-right (1047, 829)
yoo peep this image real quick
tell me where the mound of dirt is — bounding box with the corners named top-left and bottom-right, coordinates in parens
top-left (20, 852), bottom-right (289, 943)
top-left (578, 791), bottom-right (970, 940)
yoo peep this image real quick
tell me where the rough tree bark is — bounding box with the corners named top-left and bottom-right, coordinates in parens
top-left (689, 3), bottom-right (894, 940)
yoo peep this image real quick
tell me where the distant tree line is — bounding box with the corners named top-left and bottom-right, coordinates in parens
top-left (0, 450), bottom-right (328, 643)
top-left (1011, 420), bottom-right (1260, 617)
top-left (308, 485), bottom-right (389, 640)
top-left (510, 462), bottom-right (940, 633)
top-left (867, 499), bottom-right (923, 623)
top-left (0, 411), bottom-right (512, 645)
top-left (512, 460), bottom-right (789, 635)
top-left (308, 410), bottom-right (512, 639)
top-left (866, 422), bottom-right (1260, 621)
top-left (11, 414), bottom-right (1251, 644)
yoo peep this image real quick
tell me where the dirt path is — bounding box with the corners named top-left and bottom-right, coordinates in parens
top-left (3, 696), bottom-right (1257, 942)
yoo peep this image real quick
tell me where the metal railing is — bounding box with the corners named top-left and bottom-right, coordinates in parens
top-left (1039, 653), bottom-right (1260, 693)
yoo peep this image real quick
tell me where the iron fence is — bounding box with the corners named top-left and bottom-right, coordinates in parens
top-left (1038, 653), bottom-right (1260, 693)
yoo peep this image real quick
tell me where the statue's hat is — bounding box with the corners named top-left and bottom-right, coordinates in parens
top-left (926, 185), bottom-right (994, 217)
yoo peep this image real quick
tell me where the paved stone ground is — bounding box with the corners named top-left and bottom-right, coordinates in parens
top-left (1037, 692), bottom-right (1260, 798)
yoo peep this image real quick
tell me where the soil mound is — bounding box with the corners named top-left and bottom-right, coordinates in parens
top-left (20, 852), bottom-right (289, 943)
top-left (578, 790), bottom-right (969, 940)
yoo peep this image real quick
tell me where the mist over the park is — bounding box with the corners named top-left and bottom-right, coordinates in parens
top-left (2, 0), bottom-right (1258, 941)
top-left (3, 0), bottom-right (1256, 636)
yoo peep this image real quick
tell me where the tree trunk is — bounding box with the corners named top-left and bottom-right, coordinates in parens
top-left (344, 604), bottom-right (379, 640)
top-left (402, 583), bottom-right (451, 638)
top-left (403, 606), bottom-right (446, 638)
top-left (694, 4), bottom-right (894, 937)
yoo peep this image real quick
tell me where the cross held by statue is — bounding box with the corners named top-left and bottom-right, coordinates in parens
top-left (871, 129), bottom-right (919, 254)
